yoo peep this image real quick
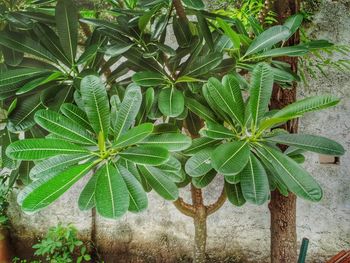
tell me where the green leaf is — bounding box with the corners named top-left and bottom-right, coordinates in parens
top-left (81, 75), bottom-right (110, 138)
top-left (183, 137), bottom-right (218, 155)
top-left (6, 139), bottom-right (89, 160)
top-left (240, 154), bottom-right (269, 205)
top-left (117, 164), bottom-right (148, 213)
top-left (77, 44), bottom-right (99, 65)
top-left (255, 144), bottom-right (322, 201)
top-left (211, 141), bottom-right (250, 175)
top-left (104, 43), bottom-right (134, 57)
top-left (132, 71), bottom-right (167, 87)
top-left (225, 182), bottom-right (246, 206)
top-left (114, 123), bottom-right (153, 148)
top-left (244, 25), bottom-right (290, 57)
top-left (78, 175), bottom-right (98, 210)
top-left (222, 74), bottom-right (245, 119)
top-left (185, 97), bottom-right (217, 123)
top-left (197, 14), bottom-right (214, 50)
top-left (157, 155), bottom-right (181, 173)
top-left (56, 0), bottom-right (78, 64)
top-left (18, 162), bottom-right (94, 212)
top-left (16, 72), bottom-right (62, 95)
top-left (30, 153), bottom-right (92, 180)
top-left (1, 45), bottom-right (23, 67)
top-left (272, 95), bottom-right (340, 120)
top-left (182, 0), bottom-right (204, 9)
top-left (7, 94), bottom-right (45, 132)
top-left (216, 18), bottom-right (240, 49)
top-left (114, 84), bottom-right (142, 140)
top-left (206, 77), bottom-right (243, 124)
top-left (225, 174), bottom-right (240, 184)
top-left (33, 23), bottom-right (71, 66)
top-left (95, 163), bottom-right (129, 219)
top-left (284, 14), bottom-right (303, 37)
top-left (185, 149), bottom-right (213, 177)
top-left (173, 16), bottom-right (192, 47)
top-left (0, 68), bottom-right (49, 90)
top-left (138, 166), bottom-right (179, 200)
top-left (250, 63), bottom-right (274, 126)
top-left (0, 31), bottom-right (57, 63)
top-left (0, 129), bottom-right (19, 169)
top-left (200, 121), bottom-right (234, 139)
top-left (266, 134), bottom-right (345, 156)
top-left (140, 133), bottom-right (191, 151)
top-left (192, 170), bottom-right (216, 188)
top-left (119, 145), bottom-right (169, 165)
top-left (181, 52), bottom-right (223, 77)
top-left (34, 110), bottom-right (97, 145)
top-left (259, 45), bottom-right (308, 58)
top-left (60, 103), bottom-right (94, 132)
top-left (158, 87), bottom-right (184, 117)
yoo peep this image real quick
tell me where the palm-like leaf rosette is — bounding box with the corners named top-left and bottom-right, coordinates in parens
top-left (6, 75), bottom-right (191, 219)
top-left (185, 63), bottom-right (345, 206)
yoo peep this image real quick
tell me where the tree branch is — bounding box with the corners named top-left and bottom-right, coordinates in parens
top-left (173, 0), bottom-right (188, 22)
top-left (206, 186), bottom-right (227, 216)
top-left (173, 197), bottom-right (196, 218)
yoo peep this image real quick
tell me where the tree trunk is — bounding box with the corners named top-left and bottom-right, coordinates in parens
top-left (191, 185), bottom-right (207, 263)
top-left (193, 207), bottom-right (207, 263)
top-left (0, 227), bottom-right (12, 263)
top-left (269, 1), bottom-right (300, 262)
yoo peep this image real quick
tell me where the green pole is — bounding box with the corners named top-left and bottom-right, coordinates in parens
top-left (298, 238), bottom-right (309, 263)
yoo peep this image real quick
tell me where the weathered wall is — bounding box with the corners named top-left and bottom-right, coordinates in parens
top-left (7, 0), bottom-right (350, 262)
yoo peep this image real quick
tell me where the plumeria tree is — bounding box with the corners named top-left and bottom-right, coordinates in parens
top-left (0, 0), bottom-right (345, 262)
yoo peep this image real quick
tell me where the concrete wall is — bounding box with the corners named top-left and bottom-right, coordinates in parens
top-left (7, 0), bottom-right (350, 262)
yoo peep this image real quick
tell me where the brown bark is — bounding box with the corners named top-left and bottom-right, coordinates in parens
top-left (0, 227), bottom-right (13, 263)
top-left (269, 1), bottom-right (300, 262)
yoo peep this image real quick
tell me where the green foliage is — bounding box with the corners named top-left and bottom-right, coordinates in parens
top-left (1, 0), bottom-right (346, 220)
top-left (32, 223), bottom-right (91, 263)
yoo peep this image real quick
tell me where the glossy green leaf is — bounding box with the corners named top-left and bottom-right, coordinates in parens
top-left (211, 141), bottom-right (250, 175)
top-left (158, 87), bottom-right (184, 117)
top-left (206, 77), bottom-right (244, 124)
top-left (114, 84), bottom-right (142, 140)
top-left (60, 103), bottom-right (93, 132)
top-left (140, 133), bottom-right (191, 151)
top-left (284, 14), bottom-right (303, 37)
top-left (18, 162), bottom-right (94, 212)
top-left (78, 175), bottom-right (98, 210)
top-left (16, 72), bottom-right (62, 95)
top-left (185, 97), bottom-right (216, 123)
top-left (259, 45), bottom-right (308, 58)
top-left (197, 14), bottom-right (214, 50)
top-left (119, 145), bottom-right (169, 165)
top-left (117, 164), bottom-right (148, 213)
top-left (56, 0), bottom-right (78, 63)
top-left (0, 31), bottom-right (56, 63)
top-left (192, 170), bottom-right (216, 189)
top-left (95, 163), bottom-right (129, 218)
top-left (138, 166), bottom-right (179, 200)
top-left (132, 71), bottom-right (167, 87)
top-left (104, 43), bottom-right (133, 57)
top-left (173, 16), bottom-right (192, 47)
top-left (240, 154), bottom-right (269, 205)
top-left (250, 63), bottom-right (274, 126)
top-left (34, 110), bottom-right (96, 145)
top-left (183, 137), bottom-right (218, 155)
top-left (273, 95), bottom-right (340, 120)
top-left (200, 121), bottom-right (235, 139)
top-left (81, 75), bottom-right (110, 138)
top-left (185, 149), bottom-right (213, 177)
top-left (225, 182), bottom-right (246, 206)
top-left (182, 0), bottom-right (204, 9)
top-left (255, 144), bottom-right (322, 201)
top-left (244, 25), bottom-right (290, 57)
top-left (216, 18), bottom-right (240, 49)
top-left (30, 153), bottom-right (91, 180)
top-left (114, 123), bottom-right (153, 148)
top-left (6, 138), bottom-right (89, 160)
top-left (181, 52), bottom-right (223, 77)
top-left (266, 134), bottom-right (345, 156)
